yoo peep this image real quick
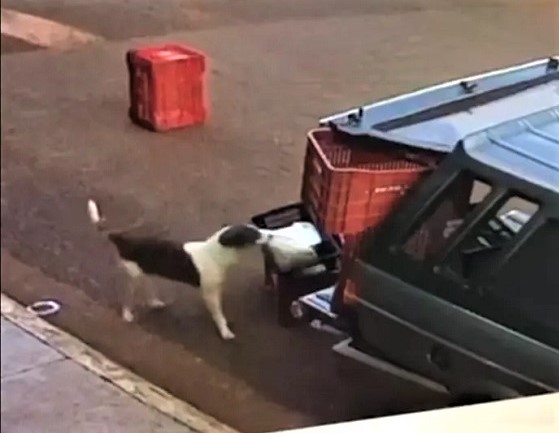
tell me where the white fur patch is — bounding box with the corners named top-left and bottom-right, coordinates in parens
top-left (183, 239), bottom-right (242, 281)
top-left (181, 227), bottom-right (268, 340)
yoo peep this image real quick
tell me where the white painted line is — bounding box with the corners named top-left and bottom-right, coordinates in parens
top-left (1, 7), bottom-right (102, 49)
top-left (1, 293), bottom-right (240, 433)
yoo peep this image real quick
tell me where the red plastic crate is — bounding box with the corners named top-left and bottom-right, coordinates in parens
top-left (301, 128), bottom-right (436, 235)
top-left (126, 44), bottom-right (207, 131)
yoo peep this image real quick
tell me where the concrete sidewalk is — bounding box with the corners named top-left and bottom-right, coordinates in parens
top-left (1, 317), bottom-right (193, 433)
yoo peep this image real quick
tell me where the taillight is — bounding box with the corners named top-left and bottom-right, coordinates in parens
top-left (342, 278), bottom-right (359, 305)
top-left (336, 253), bottom-right (360, 308)
top-left (332, 233), bottom-right (362, 310)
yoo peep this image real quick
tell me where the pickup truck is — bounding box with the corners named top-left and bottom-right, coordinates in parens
top-left (304, 57), bottom-right (559, 405)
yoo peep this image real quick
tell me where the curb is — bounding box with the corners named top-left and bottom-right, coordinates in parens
top-left (1, 292), bottom-right (240, 433)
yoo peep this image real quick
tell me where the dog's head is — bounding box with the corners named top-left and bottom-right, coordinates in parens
top-left (216, 224), bottom-right (271, 248)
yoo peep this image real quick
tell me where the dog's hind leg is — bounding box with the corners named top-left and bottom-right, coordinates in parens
top-left (201, 283), bottom-right (235, 340)
top-left (120, 260), bottom-right (143, 322)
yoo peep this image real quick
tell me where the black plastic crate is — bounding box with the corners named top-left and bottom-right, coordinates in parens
top-left (251, 203), bottom-right (341, 273)
top-left (251, 203), bottom-right (341, 327)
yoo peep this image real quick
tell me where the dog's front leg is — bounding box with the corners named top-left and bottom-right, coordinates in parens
top-left (202, 284), bottom-right (235, 340)
top-left (121, 277), bottom-right (140, 322)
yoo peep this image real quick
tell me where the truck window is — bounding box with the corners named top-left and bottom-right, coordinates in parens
top-left (402, 171), bottom-right (491, 261)
top-left (443, 196), bottom-right (539, 280)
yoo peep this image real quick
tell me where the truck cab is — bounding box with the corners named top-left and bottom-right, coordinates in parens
top-left (335, 107), bottom-right (559, 403)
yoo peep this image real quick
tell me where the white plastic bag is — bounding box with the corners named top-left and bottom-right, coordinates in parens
top-left (261, 222), bottom-right (321, 272)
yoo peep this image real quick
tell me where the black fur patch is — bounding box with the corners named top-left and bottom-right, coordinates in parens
top-left (218, 224), bottom-right (262, 248)
top-left (108, 233), bottom-right (201, 287)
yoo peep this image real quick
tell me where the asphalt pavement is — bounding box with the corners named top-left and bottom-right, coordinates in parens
top-left (2, 0), bottom-right (558, 432)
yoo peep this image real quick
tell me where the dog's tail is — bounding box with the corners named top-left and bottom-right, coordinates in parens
top-left (87, 198), bottom-right (145, 235)
top-left (87, 199), bottom-right (108, 231)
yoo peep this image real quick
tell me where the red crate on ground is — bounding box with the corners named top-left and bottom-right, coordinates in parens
top-left (126, 44), bottom-right (207, 131)
top-left (301, 128), bottom-right (436, 235)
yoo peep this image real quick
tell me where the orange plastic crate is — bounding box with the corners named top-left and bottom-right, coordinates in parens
top-left (301, 128), bottom-right (434, 235)
top-left (126, 44), bottom-right (207, 131)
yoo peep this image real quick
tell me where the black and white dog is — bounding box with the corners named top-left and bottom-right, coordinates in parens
top-left (87, 199), bottom-right (276, 340)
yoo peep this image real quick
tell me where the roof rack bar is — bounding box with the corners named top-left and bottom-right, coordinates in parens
top-left (486, 134), bottom-right (559, 170)
top-left (525, 123), bottom-right (559, 144)
top-left (373, 71), bottom-right (559, 132)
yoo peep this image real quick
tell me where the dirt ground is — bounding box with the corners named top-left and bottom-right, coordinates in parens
top-left (2, 0), bottom-right (558, 432)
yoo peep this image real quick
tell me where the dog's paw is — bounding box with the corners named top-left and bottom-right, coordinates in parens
top-left (220, 328), bottom-right (236, 340)
top-left (146, 298), bottom-right (167, 310)
top-left (122, 307), bottom-right (135, 322)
